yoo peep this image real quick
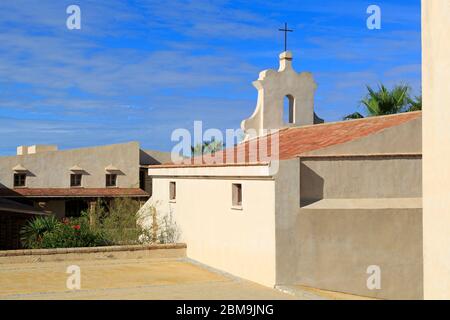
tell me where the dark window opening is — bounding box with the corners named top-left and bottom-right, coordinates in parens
top-left (169, 181), bottom-right (176, 201)
top-left (139, 169), bottom-right (147, 190)
top-left (139, 169), bottom-right (145, 190)
top-left (70, 174), bottom-right (82, 187)
top-left (140, 168), bottom-right (152, 195)
top-left (13, 173), bottom-right (26, 187)
top-left (65, 199), bottom-right (89, 218)
top-left (106, 174), bottom-right (117, 187)
top-left (283, 94), bottom-right (295, 124)
top-left (232, 183), bottom-right (242, 207)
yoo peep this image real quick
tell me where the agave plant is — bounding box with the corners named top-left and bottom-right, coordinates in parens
top-left (20, 215), bottom-right (59, 248)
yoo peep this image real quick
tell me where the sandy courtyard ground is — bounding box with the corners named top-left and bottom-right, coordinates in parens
top-left (0, 257), bottom-right (303, 300)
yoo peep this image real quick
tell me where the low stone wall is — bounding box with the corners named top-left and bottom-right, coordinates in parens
top-left (0, 243), bottom-right (187, 264)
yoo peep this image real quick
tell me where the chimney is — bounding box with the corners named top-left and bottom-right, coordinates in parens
top-left (17, 146), bottom-right (28, 155)
top-left (17, 145), bottom-right (58, 155)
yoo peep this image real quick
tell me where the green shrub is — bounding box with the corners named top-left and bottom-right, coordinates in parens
top-left (40, 217), bottom-right (109, 248)
top-left (20, 215), bottom-right (109, 249)
top-left (88, 198), bottom-right (180, 245)
top-left (20, 215), bottom-right (59, 249)
top-left (91, 198), bottom-right (142, 245)
top-left (20, 198), bottom-right (179, 249)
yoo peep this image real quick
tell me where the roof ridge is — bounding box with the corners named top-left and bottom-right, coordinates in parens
top-left (234, 111), bottom-right (421, 146)
top-left (285, 111), bottom-right (422, 131)
top-left (159, 111), bottom-right (422, 167)
top-left (242, 126), bottom-right (290, 143)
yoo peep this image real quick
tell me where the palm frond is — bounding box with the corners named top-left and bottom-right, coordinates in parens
top-left (360, 84), bottom-right (411, 116)
top-left (343, 112), bottom-right (364, 120)
top-left (408, 95), bottom-right (422, 111)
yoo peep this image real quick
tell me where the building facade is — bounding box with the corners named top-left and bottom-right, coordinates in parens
top-left (422, 0), bottom-right (450, 300)
top-left (0, 141), bottom-right (170, 218)
top-left (143, 51), bottom-right (423, 299)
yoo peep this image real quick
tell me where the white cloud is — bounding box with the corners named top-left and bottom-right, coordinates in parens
top-left (0, 0), bottom-right (422, 154)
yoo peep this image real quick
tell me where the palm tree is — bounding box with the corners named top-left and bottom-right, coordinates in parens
top-left (407, 95), bottom-right (422, 111)
top-left (191, 141), bottom-right (210, 156)
top-left (191, 138), bottom-right (223, 157)
top-left (343, 84), bottom-right (412, 120)
top-left (343, 112), bottom-right (365, 120)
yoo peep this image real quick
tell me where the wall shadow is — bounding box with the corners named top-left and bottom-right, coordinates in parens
top-left (300, 162), bottom-right (324, 207)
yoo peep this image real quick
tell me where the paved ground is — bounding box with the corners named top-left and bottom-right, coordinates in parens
top-left (0, 257), bottom-right (303, 300)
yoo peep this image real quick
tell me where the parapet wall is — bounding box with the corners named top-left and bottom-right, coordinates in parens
top-left (296, 207), bottom-right (423, 299)
top-left (0, 243), bottom-right (186, 264)
top-left (300, 154), bottom-right (422, 205)
top-left (275, 155), bottom-right (423, 299)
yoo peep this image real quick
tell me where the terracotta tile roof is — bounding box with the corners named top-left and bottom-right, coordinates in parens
top-left (151, 111), bottom-right (421, 168)
top-left (273, 111), bottom-right (421, 160)
top-left (0, 188), bottom-right (149, 198)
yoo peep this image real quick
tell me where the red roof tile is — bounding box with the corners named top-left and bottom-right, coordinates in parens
top-left (0, 188), bottom-right (149, 198)
top-left (151, 111), bottom-right (421, 168)
top-left (274, 111), bottom-right (421, 159)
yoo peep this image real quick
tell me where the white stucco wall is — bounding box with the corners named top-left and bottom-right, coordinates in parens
top-left (148, 173), bottom-right (277, 287)
top-left (422, 0), bottom-right (450, 299)
top-left (275, 157), bottom-right (423, 299)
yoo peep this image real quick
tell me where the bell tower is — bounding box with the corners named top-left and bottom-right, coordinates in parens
top-left (241, 51), bottom-right (318, 135)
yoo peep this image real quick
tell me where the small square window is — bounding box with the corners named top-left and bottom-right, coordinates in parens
top-left (232, 183), bottom-right (242, 208)
top-left (169, 181), bottom-right (176, 201)
top-left (13, 173), bottom-right (26, 187)
top-left (106, 174), bottom-right (117, 187)
top-left (70, 174), bottom-right (82, 187)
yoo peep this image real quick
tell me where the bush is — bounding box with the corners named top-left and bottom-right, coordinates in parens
top-left (88, 198), bottom-right (180, 245)
top-left (20, 215), bottom-right (109, 249)
top-left (20, 215), bottom-right (59, 249)
top-left (20, 198), bottom-right (179, 249)
top-left (137, 202), bottom-right (180, 244)
top-left (40, 217), bottom-right (109, 248)
top-left (89, 198), bottom-right (142, 245)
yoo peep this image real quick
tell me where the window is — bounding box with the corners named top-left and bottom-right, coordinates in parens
top-left (13, 173), bottom-right (26, 187)
top-left (139, 169), bottom-right (146, 190)
top-left (106, 174), bottom-right (117, 187)
top-left (283, 94), bottom-right (295, 124)
top-left (232, 183), bottom-right (242, 208)
top-left (169, 181), bottom-right (176, 201)
top-left (70, 174), bottom-right (82, 187)
top-left (65, 199), bottom-right (89, 218)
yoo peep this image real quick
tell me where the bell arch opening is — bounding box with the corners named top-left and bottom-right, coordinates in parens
top-left (283, 94), bottom-right (295, 124)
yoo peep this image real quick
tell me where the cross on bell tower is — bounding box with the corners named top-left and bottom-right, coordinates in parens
top-left (278, 22), bottom-right (293, 52)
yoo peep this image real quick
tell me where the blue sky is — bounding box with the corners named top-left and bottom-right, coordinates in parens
top-left (0, 0), bottom-right (421, 155)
